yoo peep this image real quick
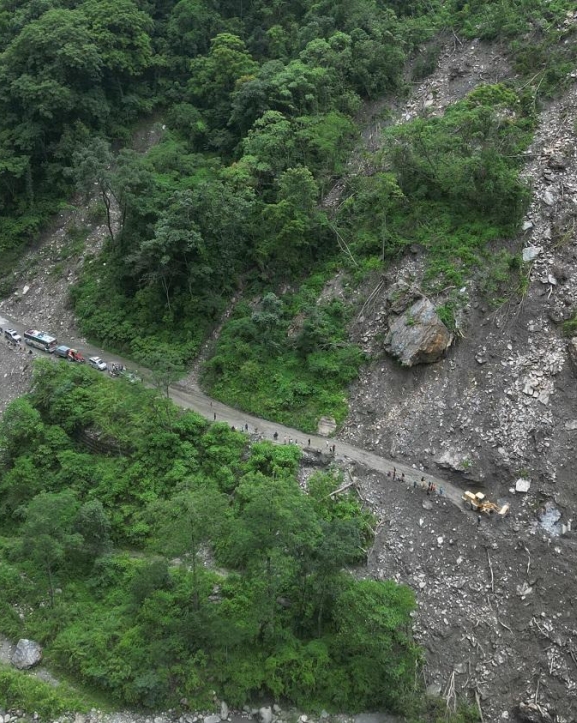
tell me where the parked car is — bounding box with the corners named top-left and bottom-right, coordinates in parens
top-left (4, 329), bottom-right (22, 343)
top-left (88, 356), bottom-right (107, 371)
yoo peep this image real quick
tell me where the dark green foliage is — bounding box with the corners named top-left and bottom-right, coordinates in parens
top-left (562, 312), bottom-right (577, 337)
top-left (337, 84), bottom-right (534, 290)
top-left (0, 362), bottom-right (418, 712)
top-left (0, 0), bottom-right (155, 260)
top-left (203, 290), bottom-right (365, 432)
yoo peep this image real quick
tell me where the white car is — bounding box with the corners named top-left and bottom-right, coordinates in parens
top-left (4, 329), bottom-right (22, 343)
top-left (88, 356), bottom-right (108, 371)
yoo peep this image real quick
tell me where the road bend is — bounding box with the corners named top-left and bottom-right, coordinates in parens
top-left (1, 312), bottom-right (466, 510)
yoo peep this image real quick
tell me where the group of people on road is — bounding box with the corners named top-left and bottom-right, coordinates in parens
top-left (4, 337), bottom-right (33, 355)
top-left (211, 411), bottom-right (455, 503)
top-left (388, 466), bottom-right (444, 497)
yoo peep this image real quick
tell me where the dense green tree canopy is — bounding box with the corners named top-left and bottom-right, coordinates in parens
top-left (0, 362), bottom-right (416, 712)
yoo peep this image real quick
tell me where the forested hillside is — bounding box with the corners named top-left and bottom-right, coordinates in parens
top-left (2, 0), bottom-right (577, 720)
top-left (0, 361), bottom-right (422, 716)
top-left (1, 0), bottom-right (575, 431)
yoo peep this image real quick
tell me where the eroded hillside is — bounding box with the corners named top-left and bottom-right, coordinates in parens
top-left (1, 26), bottom-right (577, 723)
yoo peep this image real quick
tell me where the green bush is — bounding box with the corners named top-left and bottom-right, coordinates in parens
top-left (562, 313), bottom-right (577, 337)
top-left (0, 364), bottom-right (419, 713)
top-left (203, 291), bottom-right (364, 432)
top-left (0, 665), bottom-right (89, 719)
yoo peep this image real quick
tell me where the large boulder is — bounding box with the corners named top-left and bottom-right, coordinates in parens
top-left (384, 298), bottom-right (452, 366)
top-left (385, 279), bottom-right (422, 315)
top-left (11, 639), bottom-right (42, 669)
top-left (435, 449), bottom-right (469, 472)
top-left (258, 707), bottom-right (273, 723)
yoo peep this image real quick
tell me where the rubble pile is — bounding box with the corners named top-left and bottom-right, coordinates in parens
top-left (339, 40), bottom-right (577, 722)
top-left (351, 465), bottom-right (577, 723)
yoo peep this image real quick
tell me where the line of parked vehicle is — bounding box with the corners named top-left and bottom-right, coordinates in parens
top-left (0, 325), bottom-right (140, 381)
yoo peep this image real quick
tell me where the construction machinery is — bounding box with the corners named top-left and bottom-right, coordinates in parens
top-left (462, 491), bottom-right (510, 517)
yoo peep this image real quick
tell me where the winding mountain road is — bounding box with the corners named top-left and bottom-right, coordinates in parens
top-left (1, 312), bottom-right (469, 510)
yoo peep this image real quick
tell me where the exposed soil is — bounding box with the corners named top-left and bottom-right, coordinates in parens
top-left (333, 37), bottom-right (577, 723)
top-left (1, 41), bottom-right (577, 723)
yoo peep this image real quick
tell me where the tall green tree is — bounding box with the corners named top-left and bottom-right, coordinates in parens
top-left (149, 488), bottom-right (228, 609)
top-left (188, 33), bottom-right (258, 138)
top-left (20, 490), bottom-right (83, 605)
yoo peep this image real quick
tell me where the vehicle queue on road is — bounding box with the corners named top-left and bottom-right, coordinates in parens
top-left (0, 324), bottom-right (140, 380)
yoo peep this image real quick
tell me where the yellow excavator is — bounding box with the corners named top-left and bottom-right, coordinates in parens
top-left (462, 491), bottom-right (510, 517)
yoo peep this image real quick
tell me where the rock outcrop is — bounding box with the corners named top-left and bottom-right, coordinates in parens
top-left (11, 639), bottom-right (42, 669)
top-left (567, 336), bottom-right (577, 372)
top-left (384, 298), bottom-right (452, 366)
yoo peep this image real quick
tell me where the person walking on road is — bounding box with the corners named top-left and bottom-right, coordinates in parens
top-left (273, 432), bottom-right (278, 441)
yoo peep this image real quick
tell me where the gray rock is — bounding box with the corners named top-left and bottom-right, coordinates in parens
top-left (258, 708), bottom-right (272, 723)
top-left (435, 449), bottom-right (468, 472)
top-left (204, 715), bottom-right (221, 723)
top-left (522, 246), bottom-right (542, 262)
top-left (384, 298), bottom-right (452, 366)
top-left (548, 154), bottom-right (568, 170)
top-left (385, 280), bottom-right (422, 315)
top-left (317, 416), bottom-right (337, 436)
top-left (220, 703), bottom-right (229, 721)
top-left (426, 682), bottom-right (443, 697)
top-left (567, 337), bottom-right (577, 372)
top-left (542, 190), bottom-right (555, 206)
top-left (11, 639), bottom-right (42, 669)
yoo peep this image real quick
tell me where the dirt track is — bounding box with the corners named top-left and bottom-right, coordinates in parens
top-left (3, 313), bottom-right (577, 722)
top-left (0, 311), bottom-right (476, 513)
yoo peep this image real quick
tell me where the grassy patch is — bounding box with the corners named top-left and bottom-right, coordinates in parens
top-left (0, 665), bottom-right (91, 719)
top-left (562, 313), bottom-right (577, 337)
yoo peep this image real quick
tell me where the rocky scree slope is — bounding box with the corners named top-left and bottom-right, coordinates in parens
top-left (333, 34), bottom-right (577, 723)
top-left (1, 37), bottom-right (577, 723)
top-left (341, 48), bottom-right (577, 508)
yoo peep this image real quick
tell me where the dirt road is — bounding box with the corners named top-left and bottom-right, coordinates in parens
top-left (0, 312), bottom-right (468, 511)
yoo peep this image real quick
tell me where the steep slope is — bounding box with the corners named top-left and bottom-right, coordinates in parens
top-left (1, 28), bottom-right (577, 723)
top-left (341, 67), bottom-right (577, 504)
top-left (335, 35), bottom-right (577, 723)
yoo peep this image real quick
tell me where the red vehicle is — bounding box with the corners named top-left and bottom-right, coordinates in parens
top-left (55, 345), bottom-right (85, 363)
